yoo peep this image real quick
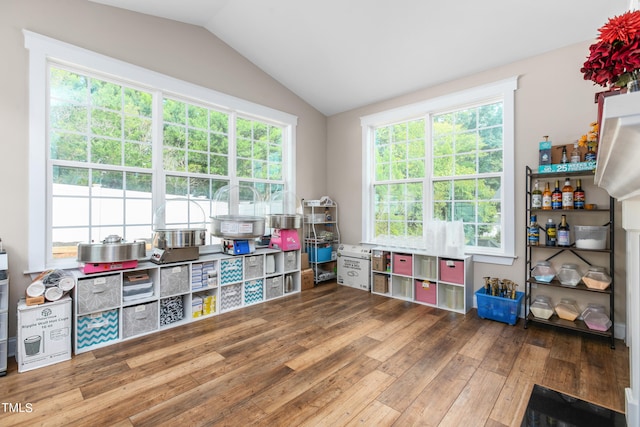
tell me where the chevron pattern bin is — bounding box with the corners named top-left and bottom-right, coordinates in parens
top-left (220, 258), bottom-right (243, 285)
top-left (77, 309), bottom-right (119, 350)
top-left (244, 280), bottom-right (263, 305)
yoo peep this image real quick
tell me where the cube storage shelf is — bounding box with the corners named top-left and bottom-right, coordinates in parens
top-left (73, 248), bottom-right (300, 354)
top-left (524, 167), bottom-right (615, 348)
top-left (371, 248), bottom-right (473, 314)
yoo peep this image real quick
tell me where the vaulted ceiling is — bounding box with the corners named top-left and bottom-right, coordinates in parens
top-left (90, 0), bottom-right (629, 115)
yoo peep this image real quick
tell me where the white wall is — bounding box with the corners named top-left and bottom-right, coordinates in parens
top-left (0, 0), bottom-right (328, 336)
top-left (326, 41), bottom-right (627, 332)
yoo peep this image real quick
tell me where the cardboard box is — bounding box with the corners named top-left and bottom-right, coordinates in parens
top-left (301, 252), bottom-right (309, 270)
top-left (301, 268), bottom-right (314, 290)
top-left (373, 273), bottom-right (389, 294)
top-left (539, 140), bottom-right (552, 166)
top-left (372, 250), bottom-right (390, 272)
top-left (17, 296), bottom-right (72, 373)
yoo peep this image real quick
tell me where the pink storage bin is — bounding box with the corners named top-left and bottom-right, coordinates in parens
top-left (392, 253), bottom-right (413, 276)
top-left (439, 259), bottom-right (464, 284)
top-left (415, 280), bottom-right (436, 304)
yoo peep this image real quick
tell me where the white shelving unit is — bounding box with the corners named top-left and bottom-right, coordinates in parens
top-left (302, 200), bottom-right (340, 283)
top-left (73, 248), bottom-right (300, 354)
top-left (370, 247), bottom-right (473, 314)
top-left (0, 270), bottom-right (7, 376)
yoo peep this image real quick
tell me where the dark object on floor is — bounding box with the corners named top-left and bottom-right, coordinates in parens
top-left (521, 384), bottom-right (625, 426)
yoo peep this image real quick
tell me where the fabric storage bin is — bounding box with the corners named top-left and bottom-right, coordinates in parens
top-left (244, 255), bottom-right (264, 279)
top-left (244, 280), bottom-right (264, 305)
top-left (284, 251), bottom-right (298, 271)
top-left (76, 309), bottom-right (119, 350)
top-left (220, 283), bottom-right (242, 311)
top-left (77, 274), bottom-right (121, 315)
top-left (265, 276), bottom-right (284, 300)
top-left (439, 259), bottom-right (465, 284)
top-left (415, 280), bottom-right (436, 305)
top-left (373, 273), bottom-right (389, 294)
top-left (392, 253), bottom-right (412, 276)
top-left (220, 258), bottom-right (243, 285)
top-left (159, 265), bottom-right (189, 297)
top-left (122, 301), bottom-right (158, 338)
top-left (160, 296), bottom-right (185, 326)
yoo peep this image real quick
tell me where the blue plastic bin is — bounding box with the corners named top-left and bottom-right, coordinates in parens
top-left (475, 287), bottom-right (524, 325)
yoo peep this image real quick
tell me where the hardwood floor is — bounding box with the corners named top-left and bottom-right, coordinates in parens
top-left (0, 282), bottom-right (629, 426)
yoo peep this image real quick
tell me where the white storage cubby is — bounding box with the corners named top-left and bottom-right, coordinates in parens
top-left (371, 248), bottom-right (473, 314)
top-left (73, 248), bottom-right (300, 353)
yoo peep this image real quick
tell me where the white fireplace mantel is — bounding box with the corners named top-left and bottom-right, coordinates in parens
top-left (595, 90), bottom-right (640, 427)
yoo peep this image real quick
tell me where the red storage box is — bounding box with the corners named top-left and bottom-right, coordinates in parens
top-left (439, 259), bottom-right (465, 284)
top-left (392, 253), bottom-right (413, 276)
top-left (415, 280), bottom-right (436, 305)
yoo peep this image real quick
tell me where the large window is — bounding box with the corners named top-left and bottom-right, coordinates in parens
top-left (26, 31), bottom-right (296, 271)
top-left (362, 78), bottom-right (517, 263)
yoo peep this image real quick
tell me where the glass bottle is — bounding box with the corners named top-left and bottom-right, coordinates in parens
top-left (542, 181), bottom-right (552, 210)
top-left (545, 217), bottom-right (556, 246)
top-left (561, 146), bottom-right (568, 164)
top-left (557, 214), bottom-right (570, 247)
top-left (551, 180), bottom-right (562, 210)
top-left (532, 180), bottom-right (542, 209)
top-left (570, 141), bottom-right (581, 163)
top-left (528, 215), bottom-right (539, 246)
top-left (573, 178), bottom-right (585, 209)
top-left (562, 178), bottom-right (574, 210)
top-left (585, 142), bottom-right (597, 161)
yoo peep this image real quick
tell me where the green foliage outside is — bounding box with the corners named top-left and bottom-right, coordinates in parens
top-left (373, 102), bottom-right (504, 248)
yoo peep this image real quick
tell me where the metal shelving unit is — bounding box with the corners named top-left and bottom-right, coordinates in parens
top-left (524, 166), bottom-right (615, 348)
top-left (302, 199), bottom-right (340, 283)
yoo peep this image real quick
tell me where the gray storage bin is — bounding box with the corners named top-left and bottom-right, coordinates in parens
top-left (265, 276), bottom-right (283, 300)
top-left (244, 255), bottom-right (264, 280)
top-left (122, 301), bottom-right (158, 338)
top-left (159, 265), bottom-right (189, 297)
top-left (220, 283), bottom-right (242, 311)
top-left (77, 274), bottom-right (121, 315)
top-left (284, 251), bottom-right (297, 271)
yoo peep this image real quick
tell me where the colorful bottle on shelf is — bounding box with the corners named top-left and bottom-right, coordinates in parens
top-left (528, 215), bottom-right (539, 246)
top-left (532, 180), bottom-right (542, 209)
top-left (545, 218), bottom-right (557, 247)
top-left (551, 180), bottom-right (562, 210)
top-left (573, 179), bottom-right (585, 209)
top-left (562, 178), bottom-right (574, 210)
top-left (542, 181), bottom-right (552, 210)
top-left (557, 214), bottom-right (570, 247)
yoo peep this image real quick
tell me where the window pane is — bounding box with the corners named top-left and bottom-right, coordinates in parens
top-left (45, 64), bottom-right (291, 264)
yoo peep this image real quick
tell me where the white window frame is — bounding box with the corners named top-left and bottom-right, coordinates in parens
top-left (24, 30), bottom-right (297, 272)
top-left (361, 77), bottom-right (518, 265)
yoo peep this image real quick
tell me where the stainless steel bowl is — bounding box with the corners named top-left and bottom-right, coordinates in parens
top-left (77, 235), bottom-right (146, 263)
top-left (266, 214), bottom-right (302, 229)
top-left (210, 215), bottom-right (266, 239)
top-left (152, 228), bottom-right (207, 249)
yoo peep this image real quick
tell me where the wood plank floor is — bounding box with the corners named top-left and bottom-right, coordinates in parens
top-left (0, 282), bottom-right (629, 426)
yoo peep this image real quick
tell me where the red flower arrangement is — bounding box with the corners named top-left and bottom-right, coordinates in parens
top-left (581, 10), bottom-right (640, 88)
